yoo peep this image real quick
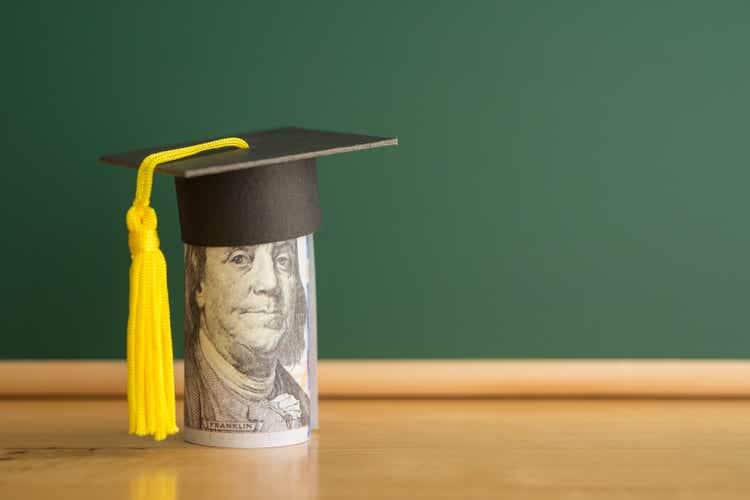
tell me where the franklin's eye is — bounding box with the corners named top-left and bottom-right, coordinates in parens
top-left (276, 255), bottom-right (291, 272)
top-left (229, 251), bottom-right (253, 267)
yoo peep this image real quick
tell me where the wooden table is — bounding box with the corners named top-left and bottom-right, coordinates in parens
top-left (1, 398), bottom-right (749, 499)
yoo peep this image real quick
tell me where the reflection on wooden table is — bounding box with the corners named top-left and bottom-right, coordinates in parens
top-left (1, 399), bottom-right (749, 499)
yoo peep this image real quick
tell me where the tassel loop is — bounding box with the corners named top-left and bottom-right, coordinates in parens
top-left (125, 137), bottom-right (250, 441)
top-left (127, 206), bottom-right (160, 254)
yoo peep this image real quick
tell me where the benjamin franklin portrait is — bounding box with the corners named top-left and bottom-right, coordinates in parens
top-left (184, 238), bottom-right (311, 433)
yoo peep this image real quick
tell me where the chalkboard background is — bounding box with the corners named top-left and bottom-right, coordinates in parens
top-left (2, 1), bottom-right (749, 359)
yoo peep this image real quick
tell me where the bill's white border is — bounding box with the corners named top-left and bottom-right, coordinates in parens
top-left (184, 426), bottom-right (310, 448)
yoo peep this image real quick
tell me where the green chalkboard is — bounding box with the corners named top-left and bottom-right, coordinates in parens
top-left (2, 1), bottom-right (749, 359)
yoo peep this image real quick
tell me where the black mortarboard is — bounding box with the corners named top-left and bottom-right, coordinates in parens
top-left (100, 127), bottom-right (397, 445)
top-left (102, 127), bottom-right (397, 247)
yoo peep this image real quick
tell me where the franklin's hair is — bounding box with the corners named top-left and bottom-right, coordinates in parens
top-left (184, 241), bottom-right (307, 367)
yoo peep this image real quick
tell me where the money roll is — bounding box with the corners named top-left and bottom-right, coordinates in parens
top-left (183, 235), bottom-right (316, 447)
top-left (100, 127), bottom-right (397, 446)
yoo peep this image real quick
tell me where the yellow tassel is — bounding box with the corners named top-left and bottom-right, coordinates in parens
top-left (126, 137), bottom-right (250, 440)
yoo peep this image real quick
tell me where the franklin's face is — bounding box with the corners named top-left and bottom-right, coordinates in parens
top-left (197, 241), bottom-right (298, 371)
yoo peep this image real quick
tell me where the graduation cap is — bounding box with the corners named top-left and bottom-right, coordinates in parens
top-left (101, 127), bottom-right (397, 445)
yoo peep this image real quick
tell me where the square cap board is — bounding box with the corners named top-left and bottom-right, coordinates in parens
top-left (100, 126), bottom-right (398, 246)
top-left (100, 127), bottom-right (398, 178)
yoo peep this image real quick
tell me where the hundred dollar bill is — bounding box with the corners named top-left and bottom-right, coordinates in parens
top-left (183, 235), bottom-right (315, 447)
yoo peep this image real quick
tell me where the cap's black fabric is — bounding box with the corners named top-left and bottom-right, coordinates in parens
top-left (175, 159), bottom-right (320, 246)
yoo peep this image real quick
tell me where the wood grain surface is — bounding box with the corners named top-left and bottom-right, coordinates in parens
top-left (2, 360), bottom-right (750, 397)
top-left (1, 398), bottom-right (749, 499)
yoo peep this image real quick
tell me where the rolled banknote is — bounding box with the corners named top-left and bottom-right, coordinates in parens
top-left (183, 235), bottom-right (315, 447)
